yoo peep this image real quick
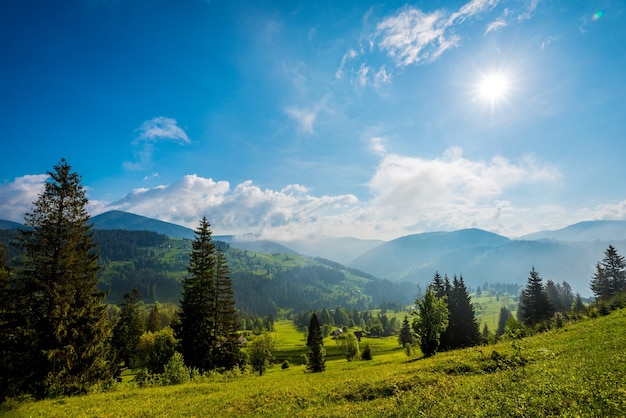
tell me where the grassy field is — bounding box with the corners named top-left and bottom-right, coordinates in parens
top-left (3, 308), bottom-right (626, 417)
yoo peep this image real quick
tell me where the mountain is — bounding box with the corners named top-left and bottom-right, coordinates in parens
top-left (276, 237), bottom-right (384, 265)
top-left (0, 219), bottom-right (26, 230)
top-left (91, 210), bottom-right (195, 239)
top-left (350, 229), bottom-right (510, 280)
top-left (521, 220), bottom-right (626, 242)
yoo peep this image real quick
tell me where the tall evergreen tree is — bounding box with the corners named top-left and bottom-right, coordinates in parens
top-left (175, 218), bottom-right (240, 372)
top-left (213, 248), bottom-right (240, 370)
top-left (518, 267), bottom-right (554, 327)
top-left (0, 244), bottom-right (23, 400)
top-left (111, 289), bottom-right (145, 367)
top-left (496, 305), bottom-right (513, 337)
top-left (590, 245), bottom-right (626, 300)
top-left (146, 305), bottom-right (162, 333)
top-left (175, 217), bottom-right (217, 373)
top-left (15, 159), bottom-right (113, 398)
top-left (306, 313), bottom-right (325, 372)
top-left (398, 315), bottom-right (414, 347)
top-left (446, 275), bottom-right (481, 349)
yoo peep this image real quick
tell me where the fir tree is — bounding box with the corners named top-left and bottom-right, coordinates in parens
top-left (306, 313), bottom-right (325, 372)
top-left (0, 244), bottom-right (23, 400)
top-left (398, 315), bottom-right (414, 347)
top-left (518, 267), bottom-right (554, 327)
top-left (146, 305), bottom-right (162, 333)
top-left (496, 305), bottom-right (513, 337)
top-left (15, 159), bottom-right (113, 398)
top-left (590, 245), bottom-right (626, 301)
top-left (447, 275), bottom-right (481, 349)
top-left (213, 248), bottom-right (240, 370)
top-left (111, 289), bottom-right (145, 367)
top-left (175, 218), bottom-right (240, 372)
top-left (175, 217), bottom-right (217, 373)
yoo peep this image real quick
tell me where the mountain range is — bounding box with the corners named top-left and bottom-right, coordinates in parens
top-left (2, 210), bottom-right (625, 296)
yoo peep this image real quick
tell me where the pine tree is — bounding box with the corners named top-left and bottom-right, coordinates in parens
top-left (591, 245), bottom-right (626, 301)
top-left (306, 313), bottom-right (325, 372)
top-left (146, 305), bottom-right (162, 333)
top-left (398, 315), bottom-right (414, 347)
top-left (175, 217), bottom-right (217, 373)
top-left (447, 275), bottom-right (481, 349)
top-left (214, 248), bottom-right (240, 370)
top-left (518, 267), bottom-right (554, 327)
top-left (15, 159), bottom-right (113, 398)
top-left (0, 244), bottom-right (23, 400)
top-left (496, 305), bottom-right (512, 337)
top-left (111, 289), bottom-right (145, 367)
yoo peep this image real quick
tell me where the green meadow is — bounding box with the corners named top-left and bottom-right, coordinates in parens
top-left (3, 309), bottom-right (626, 417)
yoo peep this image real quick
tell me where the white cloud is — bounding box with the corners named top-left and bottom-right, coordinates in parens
top-left (284, 106), bottom-right (317, 134)
top-left (336, 49), bottom-right (357, 80)
top-left (370, 137), bottom-right (387, 155)
top-left (124, 117), bottom-right (190, 171)
top-left (517, 0), bottom-right (539, 21)
top-left (485, 18), bottom-right (507, 33)
top-left (0, 174), bottom-right (47, 222)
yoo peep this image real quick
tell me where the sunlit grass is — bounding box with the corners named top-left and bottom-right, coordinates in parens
top-left (4, 310), bottom-right (626, 417)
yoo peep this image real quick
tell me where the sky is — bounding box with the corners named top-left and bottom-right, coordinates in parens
top-left (1, 0), bottom-right (625, 241)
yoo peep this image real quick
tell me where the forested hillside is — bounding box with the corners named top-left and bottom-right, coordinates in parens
top-left (0, 228), bottom-right (414, 314)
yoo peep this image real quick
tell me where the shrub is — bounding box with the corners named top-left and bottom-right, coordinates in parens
top-left (361, 343), bottom-right (373, 361)
top-left (281, 360), bottom-right (290, 370)
top-left (162, 352), bottom-right (190, 385)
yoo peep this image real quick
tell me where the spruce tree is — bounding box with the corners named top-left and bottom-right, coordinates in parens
top-left (398, 315), bottom-right (414, 347)
top-left (16, 159), bottom-right (113, 398)
top-left (518, 267), bottom-right (554, 327)
top-left (448, 275), bottom-right (481, 349)
top-left (306, 313), bottom-right (325, 372)
top-left (214, 248), bottom-right (240, 370)
top-left (111, 289), bottom-right (145, 367)
top-left (175, 217), bottom-right (217, 372)
top-left (591, 245), bottom-right (626, 301)
top-left (146, 305), bottom-right (162, 332)
top-left (496, 305), bottom-right (512, 337)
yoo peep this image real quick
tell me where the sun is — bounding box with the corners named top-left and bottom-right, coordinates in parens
top-left (477, 73), bottom-right (509, 102)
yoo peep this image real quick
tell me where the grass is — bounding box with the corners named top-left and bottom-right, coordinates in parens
top-left (3, 310), bottom-right (626, 417)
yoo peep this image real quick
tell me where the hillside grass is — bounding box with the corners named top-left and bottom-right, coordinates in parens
top-left (4, 309), bottom-right (626, 417)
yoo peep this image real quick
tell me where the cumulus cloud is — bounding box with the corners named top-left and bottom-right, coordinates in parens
top-left (0, 174), bottom-right (47, 222)
top-left (124, 117), bottom-right (190, 171)
top-left (104, 175), bottom-right (361, 239)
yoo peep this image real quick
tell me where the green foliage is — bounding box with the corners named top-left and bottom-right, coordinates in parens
top-left (398, 315), bottom-right (413, 347)
top-left (133, 328), bottom-right (176, 374)
top-left (361, 343), bottom-right (373, 361)
top-left (281, 360), bottom-right (290, 370)
top-left (4, 310), bottom-right (626, 417)
top-left (111, 289), bottom-right (145, 367)
top-left (518, 267), bottom-right (554, 327)
top-left (335, 332), bottom-right (360, 361)
top-left (412, 286), bottom-right (449, 357)
top-left (174, 218), bottom-right (240, 373)
top-left (145, 305), bottom-right (162, 333)
top-left (11, 159), bottom-right (114, 398)
top-left (162, 352), bottom-right (190, 385)
top-left (496, 305), bottom-right (513, 337)
top-left (306, 313), bottom-right (325, 372)
top-left (248, 333), bottom-right (275, 376)
top-left (591, 245), bottom-right (626, 301)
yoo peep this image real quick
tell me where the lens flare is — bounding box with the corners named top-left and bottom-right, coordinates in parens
top-left (592, 10), bottom-right (605, 21)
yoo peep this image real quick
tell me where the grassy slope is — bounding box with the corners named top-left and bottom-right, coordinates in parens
top-left (4, 310), bottom-right (626, 417)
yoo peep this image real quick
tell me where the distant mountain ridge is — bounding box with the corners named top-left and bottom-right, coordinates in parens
top-left (90, 210), bottom-right (195, 239)
top-left (521, 220), bottom-right (626, 242)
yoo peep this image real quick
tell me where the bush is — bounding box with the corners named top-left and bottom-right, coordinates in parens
top-left (361, 343), bottom-right (373, 361)
top-left (162, 352), bottom-right (190, 385)
top-left (281, 360), bottom-right (290, 370)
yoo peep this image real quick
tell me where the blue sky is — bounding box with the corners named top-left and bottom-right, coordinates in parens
top-left (1, 0), bottom-right (625, 240)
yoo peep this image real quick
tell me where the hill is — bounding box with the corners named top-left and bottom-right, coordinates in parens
top-left (91, 210), bottom-right (195, 239)
top-left (350, 228), bottom-right (510, 280)
top-left (0, 219), bottom-right (25, 230)
top-left (4, 308), bottom-right (626, 416)
top-left (521, 220), bottom-right (626, 242)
